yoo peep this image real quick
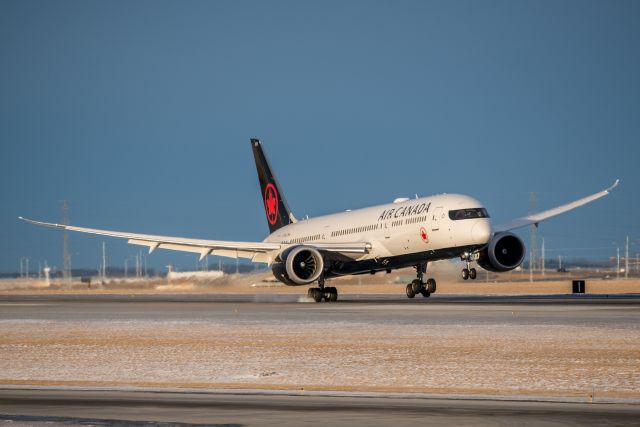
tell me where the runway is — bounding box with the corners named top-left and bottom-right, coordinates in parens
top-left (1, 293), bottom-right (639, 324)
top-left (1, 294), bottom-right (639, 425)
top-left (1, 388), bottom-right (639, 426)
top-left (3, 292), bottom-right (640, 306)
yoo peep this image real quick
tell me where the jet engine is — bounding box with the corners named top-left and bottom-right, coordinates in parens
top-left (272, 246), bottom-right (325, 285)
top-left (477, 232), bottom-right (526, 272)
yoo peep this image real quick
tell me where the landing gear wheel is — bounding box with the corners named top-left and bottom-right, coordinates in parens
top-left (406, 283), bottom-right (416, 299)
top-left (462, 268), bottom-right (470, 280)
top-left (324, 286), bottom-right (338, 302)
top-left (311, 288), bottom-right (323, 303)
top-left (411, 279), bottom-right (423, 294)
top-left (469, 268), bottom-right (477, 280)
top-left (426, 278), bottom-right (437, 294)
top-left (420, 290), bottom-right (431, 298)
top-left (329, 289), bottom-right (338, 302)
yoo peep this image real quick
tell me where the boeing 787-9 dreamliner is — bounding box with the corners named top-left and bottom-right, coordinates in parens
top-left (21, 139), bottom-right (619, 302)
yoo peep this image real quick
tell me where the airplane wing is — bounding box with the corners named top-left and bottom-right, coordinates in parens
top-left (18, 216), bottom-right (283, 263)
top-left (18, 217), bottom-right (372, 264)
top-left (493, 179), bottom-right (619, 233)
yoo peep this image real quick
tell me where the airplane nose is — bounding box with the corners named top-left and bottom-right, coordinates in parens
top-left (471, 220), bottom-right (491, 244)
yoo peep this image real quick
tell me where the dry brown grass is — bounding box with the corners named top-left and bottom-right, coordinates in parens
top-left (1, 273), bottom-right (638, 296)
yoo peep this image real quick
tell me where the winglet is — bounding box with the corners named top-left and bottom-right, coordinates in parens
top-left (606, 179), bottom-right (620, 193)
top-left (18, 216), bottom-right (65, 229)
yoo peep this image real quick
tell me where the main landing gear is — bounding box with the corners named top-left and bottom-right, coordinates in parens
top-left (307, 275), bottom-right (338, 303)
top-left (460, 253), bottom-right (477, 280)
top-left (405, 263), bottom-right (437, 299)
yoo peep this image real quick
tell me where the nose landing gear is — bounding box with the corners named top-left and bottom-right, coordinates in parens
top-left (461, 267), bottom-right (477, 280)
top-left (461, 252), bottom-right (478, 280)
top-left (405, 263), bottom-right (437, 299)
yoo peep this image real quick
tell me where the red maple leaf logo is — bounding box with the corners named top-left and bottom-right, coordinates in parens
top-left (264, 183), bottom-right (279, 225)
top-left (420, 227), bottom-right (429, 243)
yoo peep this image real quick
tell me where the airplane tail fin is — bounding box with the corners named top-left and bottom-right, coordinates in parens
top-left (251, 138), bottom-right (297, 233)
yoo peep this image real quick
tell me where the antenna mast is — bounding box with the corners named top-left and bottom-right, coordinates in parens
top-left (625, 236), bottom-right (629, 280)
top-left (541, 237), bottom-right (545, 277)
top-left (62, 200), bottom-right (71, 284)
top-left (102, 241), bottom-right (107, 282)
top-left (529, 192), bottom-right (537, 282)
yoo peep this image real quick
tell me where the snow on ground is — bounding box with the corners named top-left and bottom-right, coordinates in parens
top-left (1, 318), bottom-right (638, 399)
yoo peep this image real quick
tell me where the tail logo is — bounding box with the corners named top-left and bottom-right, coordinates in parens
top-left (264, 183), bottom-right (279, 225)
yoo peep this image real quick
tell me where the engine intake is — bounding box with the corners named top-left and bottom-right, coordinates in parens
top-left (477, 232), bottom-right (526, 272)
top-left (276, 246), bottom-right (324, 285)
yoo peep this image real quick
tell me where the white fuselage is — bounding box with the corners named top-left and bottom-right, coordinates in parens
top-left (264, 193), bottom-right (492, 266)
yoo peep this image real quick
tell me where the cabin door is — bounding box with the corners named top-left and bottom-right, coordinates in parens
top-left (431, 207), bottom-right (443, 231)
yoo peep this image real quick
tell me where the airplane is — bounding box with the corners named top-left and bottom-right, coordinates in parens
top-left (20, 139), bottom-right (619, 302)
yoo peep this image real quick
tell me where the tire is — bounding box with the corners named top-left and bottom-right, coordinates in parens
top-left (324, 287), bottom-right (338, 302)
top-left (420, 290), bottom-right (431, 298)
top-left (312, 288), bottom-right (323, 303)
top-left (469, 268), bottom-right (477, 280)
top-left (426, 278), bottom-right (437, 294)
top-left (406, 283), bottom-right (416, 299)
top-left (462, 268), bottom-right (469, 280)
top-left (411, 279), bottom-right (423, 293)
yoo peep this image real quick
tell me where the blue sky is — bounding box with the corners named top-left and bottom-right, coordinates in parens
top-left (1, 0), bottom-right (638, 274)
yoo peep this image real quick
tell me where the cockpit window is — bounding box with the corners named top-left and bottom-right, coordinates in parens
top-left (448, 208), bottom-right (490, 220)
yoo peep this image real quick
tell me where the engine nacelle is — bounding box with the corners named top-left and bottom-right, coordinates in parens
top-left (477, 232), bottom-right (526, 272)
top-left (272, 246), bottom-right (325, 285)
